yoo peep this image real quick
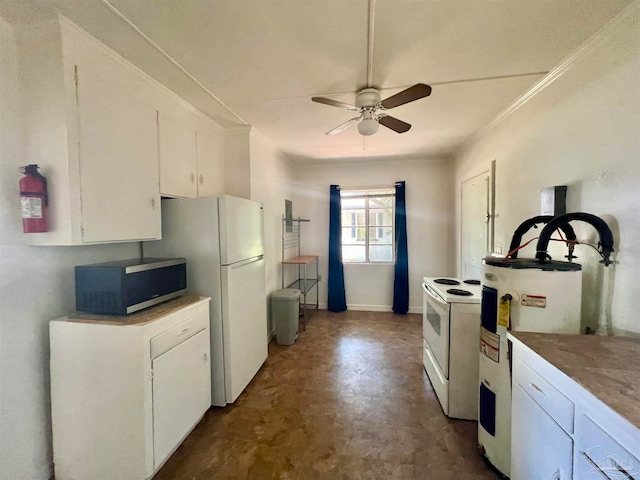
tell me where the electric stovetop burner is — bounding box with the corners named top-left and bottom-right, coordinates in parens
top-left (463, 279), bottom-right (481, 285)
top-left (434, 278), bottom-right (460, 285)
top-left (447, 288), bottom-right (473, 296)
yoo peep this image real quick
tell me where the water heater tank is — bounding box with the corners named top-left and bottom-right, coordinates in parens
top-left (483, 258), bottom-right (582, 333)
top-left (478, 257), bottom-right (583, 477)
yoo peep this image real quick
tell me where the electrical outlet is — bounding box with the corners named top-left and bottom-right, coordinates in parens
top-left (495, 246), bottom-right (503, 254)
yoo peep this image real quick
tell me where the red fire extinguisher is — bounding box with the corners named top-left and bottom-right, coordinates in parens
top-left (19, 164), bottom-right (48, 233)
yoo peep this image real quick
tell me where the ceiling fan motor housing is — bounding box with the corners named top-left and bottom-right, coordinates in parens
top-left (355, 88), bottom-right (381, 108)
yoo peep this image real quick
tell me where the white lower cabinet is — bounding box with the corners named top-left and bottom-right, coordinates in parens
top-left (577, 415), bottom-right (638, 479)
top-left (152, 328), bottom-right (210, 469)
top-left (512, 383), bottom-right (574, 479)
top-left (509, 334), bottom-right (640, 480)
top-left (50, 297), bottom-right (211, 480)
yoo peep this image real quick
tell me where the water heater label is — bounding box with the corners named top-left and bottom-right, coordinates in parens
top-left (521, 294), bottom-right (546, 308)
top-left (481, 327), bottom-right (500, 363)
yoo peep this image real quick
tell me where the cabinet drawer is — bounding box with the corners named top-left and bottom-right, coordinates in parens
top-left (579, 415), bottom-right (640, 480)
top-left (151, 312), bottom-right (208, 359)
top-left (515, 358), bottom-right (574, 433)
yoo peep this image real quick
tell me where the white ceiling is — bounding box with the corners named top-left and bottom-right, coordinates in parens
top-left (2, 0), bottom-right (633, 163)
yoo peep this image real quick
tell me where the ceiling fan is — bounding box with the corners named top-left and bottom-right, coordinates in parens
top-left (312, 83), bottom-right (432, 136)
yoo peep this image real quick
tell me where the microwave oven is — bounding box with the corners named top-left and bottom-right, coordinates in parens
top-left (75, 258), bottom-right (187, 315)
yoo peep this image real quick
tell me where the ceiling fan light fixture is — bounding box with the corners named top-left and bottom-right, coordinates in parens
top-left (357, 118), bottom-right (379, 135)
top-left (358, 110), bottom-right (379, 135)
top-left (313, 83), bottom-right (430, 136)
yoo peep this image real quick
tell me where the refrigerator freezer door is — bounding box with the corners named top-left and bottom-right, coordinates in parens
top-left (220, 256), bottom-right (268, 403)
top-left (218, 196), bottom-right (264, 265)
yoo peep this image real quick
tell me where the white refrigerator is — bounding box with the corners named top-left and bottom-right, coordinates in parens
top-left (145, 195), bottom-right (268, 406)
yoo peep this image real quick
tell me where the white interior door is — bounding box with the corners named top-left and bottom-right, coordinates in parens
top-left (152, 329), bottom-right (210, 468)
top-left (461, 171), bottom-right (491, 279)
top-left (221, 257), bottom-right (268, 403)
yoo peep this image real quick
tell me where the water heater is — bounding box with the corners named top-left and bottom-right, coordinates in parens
top-left (478, 258), bottom-right (582, 476)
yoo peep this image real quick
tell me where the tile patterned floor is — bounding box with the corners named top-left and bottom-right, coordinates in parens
top-left (156, 310), bottom-right (498, 479)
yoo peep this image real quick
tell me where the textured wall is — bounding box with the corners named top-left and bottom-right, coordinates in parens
top-left (454, 5), bottom-right (640, 334)
top-left (292, 157), bottom-right (455, 313)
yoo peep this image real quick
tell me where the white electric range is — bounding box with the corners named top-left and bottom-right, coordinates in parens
top-left (422, 277), bottom-right (482, 420)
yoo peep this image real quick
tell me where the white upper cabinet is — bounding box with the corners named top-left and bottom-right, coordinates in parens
top-left (77, 67), bottom-right (160, 243)
top-left (158, 112), bottom-right (225, 199)
top-left (158, 112), bottom-right (198, 198)
top-left (17, 15), bottom-right (227, 245)
top-left (196, 126), bottom-right (225, 198)
top-left (18, 17), bottom-right (161, 245)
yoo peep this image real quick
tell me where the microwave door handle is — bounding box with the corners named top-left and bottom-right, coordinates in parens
top-left (423, 283), bottom-right (448, 308)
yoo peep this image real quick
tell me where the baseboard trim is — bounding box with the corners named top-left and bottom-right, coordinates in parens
top-left (317, 303), bottom-right (422, 314)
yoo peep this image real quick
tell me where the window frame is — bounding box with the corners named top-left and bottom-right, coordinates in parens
top-left (340, 188), bottom-right (395, 264)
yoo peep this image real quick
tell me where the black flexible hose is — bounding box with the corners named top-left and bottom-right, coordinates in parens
top-left (535, 212), bottom-right (615, 265)
top-left (508, 215), bottom-right (577, 259)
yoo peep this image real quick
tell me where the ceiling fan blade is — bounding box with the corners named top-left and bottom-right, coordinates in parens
top-left (326, 116), bottom-right (361, 136)
top-left (380, 83), bottom-right (432, 109)
top-left (312, 96), bottom-right (358, 110)
top-left (378, 115), bottom-right (411, 134)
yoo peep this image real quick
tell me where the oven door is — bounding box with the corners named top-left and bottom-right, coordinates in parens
top-left (422, 282), bottom-right (450, 378)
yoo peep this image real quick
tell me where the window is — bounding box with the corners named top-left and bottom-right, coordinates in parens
top-left (340, 188), bottom-right (395, 263)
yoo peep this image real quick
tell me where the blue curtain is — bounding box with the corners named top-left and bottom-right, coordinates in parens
top-left (393, 181), bottom-right (409, 314)
top-left (328, 185), bottom-right (347, 312)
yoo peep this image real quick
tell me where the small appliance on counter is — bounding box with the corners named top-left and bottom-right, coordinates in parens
top-left (75, 258), bottom-right (186, 315)
top-left (422, 276), bottom-right (482, 420)
top-left (478, 212), bottom-right (615, 477)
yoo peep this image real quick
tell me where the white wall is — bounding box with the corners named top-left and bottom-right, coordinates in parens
top-left (0, 18), bottom-right (140, 478)
top-left (454, 5), bottom-right (640, 334)
top-left (249, 129), bottom-right (295, 333)
top-left (292, 157), bottom-right (455, 313)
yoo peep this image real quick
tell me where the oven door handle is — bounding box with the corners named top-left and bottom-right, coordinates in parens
top-left (422, 282), bottom-right (448, 308)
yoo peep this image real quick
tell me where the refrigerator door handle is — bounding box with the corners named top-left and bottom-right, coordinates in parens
top-left (230, 256), bottom-right (264, 269)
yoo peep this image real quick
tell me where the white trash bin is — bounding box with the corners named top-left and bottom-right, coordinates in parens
top-left (271, 288), bottom-right (301, 345)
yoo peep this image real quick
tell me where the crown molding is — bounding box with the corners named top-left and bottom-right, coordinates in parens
top-left (98, 0), bottom-right (247, 127)
top-left (456, 0), bottom-right (640, 156)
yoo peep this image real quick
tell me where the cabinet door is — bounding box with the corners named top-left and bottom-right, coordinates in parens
top-left (576, 415), bottom-right (640, 479)
top-left (196, 127), bottom-right (224, 197)
top-left (152, 328), bottom-right (211, 468)
top-left (76, 67), bottom-right (161, 242)
top-left (511, 384), bottom-right (573, 479)
top-left (158, 112), bottom-right (198, 198)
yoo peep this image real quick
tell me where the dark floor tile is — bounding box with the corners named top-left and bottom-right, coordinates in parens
top-left (155, 310), bottom-right (498, 479)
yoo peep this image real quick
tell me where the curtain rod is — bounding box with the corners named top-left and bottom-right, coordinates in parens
top-left (337, 183), bottom-right (401, 191)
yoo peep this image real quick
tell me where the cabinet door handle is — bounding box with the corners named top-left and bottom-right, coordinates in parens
top-left (151, 197), bottom-right (155, 210)
top-left (529, 382), bottom-right (547, 397)
top-left (203, 352), bottom-right (208, 363)
top-left (190, 172), bottom-right (195, 183)
top-left (199, 174), bottom-right (204, 185)
top-left (179, 328), bottom-right (190, 335)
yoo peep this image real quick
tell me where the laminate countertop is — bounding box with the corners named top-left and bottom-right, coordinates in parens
top-left (66, 295), bottom-right (207, 325)
top-left (508, 331), bottom-right (640, 430)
